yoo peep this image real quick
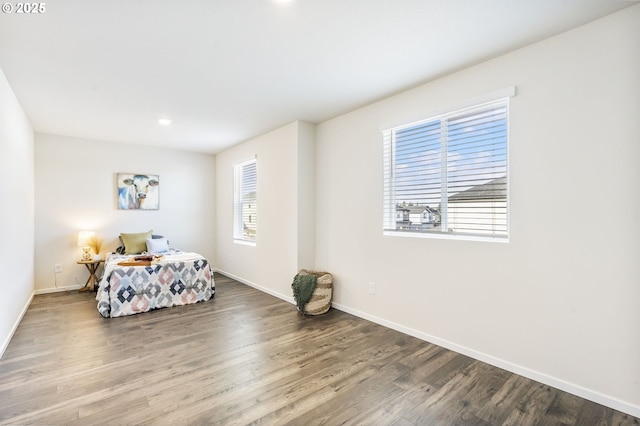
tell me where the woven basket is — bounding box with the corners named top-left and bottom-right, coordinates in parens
top-left (298, 269), bottom-right (333, 315)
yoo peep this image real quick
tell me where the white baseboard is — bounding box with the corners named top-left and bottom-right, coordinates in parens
top-left (331, 301), bottom-right (640, 419)
top-left (213, 270), bottom-right (639, 418)
top-left (35, 285), bottom-right (82, 295)
top-left (214, 269), bottom-right (295, 305)
top-left (0, 290), bottom-right (34, 360)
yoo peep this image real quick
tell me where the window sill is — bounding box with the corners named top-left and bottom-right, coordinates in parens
top-left (233, 239), bottom-right (256, 247)
top-left (383, 230), bottom-right (509, 243)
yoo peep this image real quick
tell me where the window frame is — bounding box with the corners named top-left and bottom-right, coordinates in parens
top-left (382, 93), bottom-right (513, 243)
top-left (233, 158), bottom-right (257, 245)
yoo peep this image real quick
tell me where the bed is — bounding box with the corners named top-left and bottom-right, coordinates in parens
top-left (95, 232), bottom-right (215, 318)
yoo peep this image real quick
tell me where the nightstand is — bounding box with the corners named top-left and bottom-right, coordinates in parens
top-left (77, 259), bottom-right (104, 292)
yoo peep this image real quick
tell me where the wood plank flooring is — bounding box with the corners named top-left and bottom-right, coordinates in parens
top-left (0, 273), bottom-right (638, 425)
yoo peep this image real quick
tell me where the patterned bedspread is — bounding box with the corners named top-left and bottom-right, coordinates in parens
top-left (96, 251), bottom-right (215, 318)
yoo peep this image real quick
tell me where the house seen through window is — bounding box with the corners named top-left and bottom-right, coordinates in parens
top-left (383, 97), bottom-right (509, 240)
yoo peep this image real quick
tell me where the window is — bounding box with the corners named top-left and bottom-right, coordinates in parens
top-left (233, 158), bottom-right (257, 243)
top-left (383, 97), bottom-right (509, 240)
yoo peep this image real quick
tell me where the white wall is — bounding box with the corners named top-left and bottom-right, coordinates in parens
top-left (0, 68), bottom-right (34, 357)
top-left (215, 121), bottom-right (315, 301)
top-left (296, 121), bottom-right (316, 271)
top-left (315, 5), bottom-right (640, 416)
top-left (34, 133), bottom-right (216, 292)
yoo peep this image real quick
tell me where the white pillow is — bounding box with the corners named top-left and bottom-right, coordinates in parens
top-left (146, 237), bottom-right (169, 253)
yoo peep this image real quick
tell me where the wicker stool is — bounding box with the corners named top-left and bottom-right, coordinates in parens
top-left (297, 269), bottom-right (333, 315)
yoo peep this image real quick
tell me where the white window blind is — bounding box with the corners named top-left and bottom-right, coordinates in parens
top-left (233, 158), bottom-right (257, 243)
top-left (383, 98), bottom-right (509, 240)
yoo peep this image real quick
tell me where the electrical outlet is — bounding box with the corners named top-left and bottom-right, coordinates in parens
top-left (54, 264), bottom-right (62, 273)
top-left (368, 281), bottom-right (375, 295)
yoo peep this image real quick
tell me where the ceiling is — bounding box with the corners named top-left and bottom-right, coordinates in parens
top-left (0, 0), bottom-right (635, 154)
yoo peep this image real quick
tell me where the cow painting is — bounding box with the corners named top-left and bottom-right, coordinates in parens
top-left (117, 173), bottom-right (159, 210)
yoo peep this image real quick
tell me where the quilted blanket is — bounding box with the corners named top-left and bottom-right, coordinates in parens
top-left (96, 251), bottom-right (215, 318)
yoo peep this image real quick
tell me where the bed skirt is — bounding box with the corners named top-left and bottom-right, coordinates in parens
top-left (96, 252), bottom-right (215, 318)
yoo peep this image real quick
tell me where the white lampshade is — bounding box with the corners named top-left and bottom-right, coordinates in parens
top-left (77, 231), bottom-right (95, 247)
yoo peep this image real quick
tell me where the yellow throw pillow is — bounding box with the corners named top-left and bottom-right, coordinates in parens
top-left (120, 230), bottom-right (153, 254)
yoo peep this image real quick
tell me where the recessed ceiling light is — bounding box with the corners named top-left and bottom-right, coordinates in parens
top-left (272, 0), bottom-right (294, 6)
top-left (157, 118), bottom-right (172, 126)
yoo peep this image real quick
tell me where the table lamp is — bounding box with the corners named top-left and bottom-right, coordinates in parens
top-left (77, 231), bottom-right (95, 261)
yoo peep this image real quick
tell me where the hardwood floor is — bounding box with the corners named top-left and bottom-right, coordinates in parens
top-left (0, 273), bottom-right (638, 425)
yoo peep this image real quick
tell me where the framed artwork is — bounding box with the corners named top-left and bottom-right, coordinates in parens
top-left (117, 173), bottom-right (159, 210)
